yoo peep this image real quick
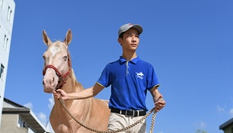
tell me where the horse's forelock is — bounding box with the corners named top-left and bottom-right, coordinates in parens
top-left (50, 41), bottom-right (67, 50)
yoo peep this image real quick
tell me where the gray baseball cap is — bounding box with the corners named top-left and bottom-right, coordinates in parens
top-left (118, 23), bottom-right (143, 37)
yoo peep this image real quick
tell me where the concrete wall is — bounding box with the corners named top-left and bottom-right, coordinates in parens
top-left (0, 114), bottom-right (28, 133)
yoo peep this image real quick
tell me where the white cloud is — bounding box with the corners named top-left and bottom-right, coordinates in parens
top-left (24, 102), bottom-right (33, 110)
top-left (195, 121), bottom-right (206, 129)
top-left (37, 112), bottom-right (47, 126)
top-left (23, 102), bottom-right (48, 127)
top-left (229, 108), bottom-right (233, 117)
top-left (199, 122), bottom-right (206, 128)
top-left (216, 103), bottom-right (233, 117)
top-left (216, 105), bottom-right (225, 113)
top-left (48, 96), bottom-right (54, 110)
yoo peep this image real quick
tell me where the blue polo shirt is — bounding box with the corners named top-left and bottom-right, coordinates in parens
top-left (97, 56), bottom-right (159, 111)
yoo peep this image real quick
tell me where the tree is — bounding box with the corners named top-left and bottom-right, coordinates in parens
top-left (195, 129), bottom-right (207, 133)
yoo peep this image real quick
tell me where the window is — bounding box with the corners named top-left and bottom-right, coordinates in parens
top-left (3, 35), bottom-right (6, 48)
top-left (0, 64), bottom-right (4, 79)
top-left (3, 34), bottom-right (8, 50)
top-left (7, 6), bottom-right (10, 21)
top-left (9, 10), bottom-right (12, 23)
top-left (18, 116), bottom-right (28, 128)
top-left (6, 6), bottom-right (13, 23)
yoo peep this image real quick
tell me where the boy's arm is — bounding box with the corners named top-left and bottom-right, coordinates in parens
top-left (150, 86), bottom-right (166, 112)
top-left (54, 83), bottom-right (104, 100)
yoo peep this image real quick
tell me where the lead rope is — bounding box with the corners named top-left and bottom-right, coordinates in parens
top-left (59, 98), bottom-right (157, 133)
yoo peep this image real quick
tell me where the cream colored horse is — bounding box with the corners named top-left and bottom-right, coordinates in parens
top-left (42, 29), bottom-right (110, 133)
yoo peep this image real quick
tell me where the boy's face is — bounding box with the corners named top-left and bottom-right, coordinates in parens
top-left (118, 28), bottom-right (140, 52)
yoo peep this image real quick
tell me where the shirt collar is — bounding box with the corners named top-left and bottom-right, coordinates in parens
top-left (119, 56), bottom-right (140, 64)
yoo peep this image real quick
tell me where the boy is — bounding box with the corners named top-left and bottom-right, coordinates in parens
top-left (55, 23), bottom-right (166, 133)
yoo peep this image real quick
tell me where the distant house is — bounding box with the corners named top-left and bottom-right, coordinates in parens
top-left (0, 98), bottom-right (49, 133)
top-left (219, 118), bottom-right (233, 133)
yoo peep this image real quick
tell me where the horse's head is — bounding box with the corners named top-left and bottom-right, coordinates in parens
top-left (42, 29), bottom-right (72, 93)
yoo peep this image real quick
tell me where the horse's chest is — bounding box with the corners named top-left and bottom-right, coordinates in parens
top-left (55, 124), bottom-right (71, 133)
top-left (50, 112), bottom-right (83, 133)
top-left (54, 123), bottom-right (89, 133)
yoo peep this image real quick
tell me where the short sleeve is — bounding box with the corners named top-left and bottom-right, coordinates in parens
top-left (97, 65), bottom-right (111, 88)
top-left (147, 65), bottom-right (160, 90)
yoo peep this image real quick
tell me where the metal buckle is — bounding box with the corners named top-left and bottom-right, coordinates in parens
top-left (132, 110), bottom-right (135, 116)
top-left (125, 110), bottom-right (135, 117)
top-left (124, 110), bottom-right (128, 116)
top-left (136, 110), bottom-right (139, 117)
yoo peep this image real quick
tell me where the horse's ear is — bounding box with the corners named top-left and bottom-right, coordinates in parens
top-left (64, 29), bottom-right (72, 46)
top-left (42, 30), bottom-right (52, 46)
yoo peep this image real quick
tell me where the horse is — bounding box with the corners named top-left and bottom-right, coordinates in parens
top-left (42, 29), bottom-right (110, 133)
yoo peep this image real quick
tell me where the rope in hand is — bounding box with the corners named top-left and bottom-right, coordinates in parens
top-left (58, 98), bottom-right (157, 133)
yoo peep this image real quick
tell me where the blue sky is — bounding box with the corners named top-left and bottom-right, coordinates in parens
top-left (4, 0), bottom-right (233, 133)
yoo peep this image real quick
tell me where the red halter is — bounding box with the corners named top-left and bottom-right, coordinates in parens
top-left (42, 51), bottom-right (71, 89)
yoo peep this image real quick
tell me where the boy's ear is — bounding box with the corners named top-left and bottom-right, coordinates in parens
top-left (118, 38), bottom-right (122, 45)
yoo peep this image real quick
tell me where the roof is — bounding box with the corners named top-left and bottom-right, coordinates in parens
top-left (2, 98), bottom-right (50, 133)
top-left (219, 117), bottom-right (233, 130)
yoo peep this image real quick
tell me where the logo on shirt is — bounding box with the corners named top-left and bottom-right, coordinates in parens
top-left (136, 72), bottom-right (144, 79)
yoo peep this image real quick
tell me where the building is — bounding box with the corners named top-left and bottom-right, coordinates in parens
top-left (219, 118), bottom-right (233, 133)
top-left (0, 97), bottom-right (49, 133)
top-left (0, 0), bottom-right (16, 124)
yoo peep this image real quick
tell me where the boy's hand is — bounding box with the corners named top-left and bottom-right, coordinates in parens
top-left (53, 89), bottom-right (69, 100)
top-left (155, 96), bottom-right (166, 112)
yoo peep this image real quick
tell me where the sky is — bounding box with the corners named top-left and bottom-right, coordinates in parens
top-left (4, 0), bottom-right (233, 133)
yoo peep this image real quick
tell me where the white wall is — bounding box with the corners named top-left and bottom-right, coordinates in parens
top-left (0, 0), bottom-right (15, 125)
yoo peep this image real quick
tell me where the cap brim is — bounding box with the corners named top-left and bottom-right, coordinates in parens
top-left (131, 25), bottom-right (143, 35)
top-left (118, 24), bottom-right (143, 37)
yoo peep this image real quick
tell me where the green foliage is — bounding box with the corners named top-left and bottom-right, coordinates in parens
top-left (195, 129), bottom-right (207, 133)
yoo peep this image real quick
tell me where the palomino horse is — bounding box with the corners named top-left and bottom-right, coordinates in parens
top-left (42, 29), bottom-right (110, 133)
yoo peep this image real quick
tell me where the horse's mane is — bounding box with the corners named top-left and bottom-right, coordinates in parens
top-left (70, 68), bottom-right (84, 91)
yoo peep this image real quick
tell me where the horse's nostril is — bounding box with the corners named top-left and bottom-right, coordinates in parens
top-left (52, 77), bottom-right (55, 82)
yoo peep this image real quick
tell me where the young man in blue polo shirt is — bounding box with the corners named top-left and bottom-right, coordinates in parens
top-left (55, 23), bottom-right (166, 133)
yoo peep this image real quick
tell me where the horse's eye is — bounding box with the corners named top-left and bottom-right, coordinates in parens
top-left (63, 56), bottom-right (68, 61)
top-left (43, 55), bottom-right (48, 65)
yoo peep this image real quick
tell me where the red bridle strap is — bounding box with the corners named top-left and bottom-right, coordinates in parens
top-left (42, 65), bottom-right (71, 89)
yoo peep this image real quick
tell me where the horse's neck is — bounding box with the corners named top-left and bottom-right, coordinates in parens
top-left (54, 70), bottom-right (85, 107)
top-left (65, 78), bottom-right (84, 93)
top-left (64, 69), bottom-right (84, 92)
